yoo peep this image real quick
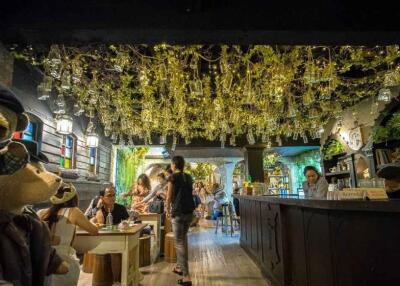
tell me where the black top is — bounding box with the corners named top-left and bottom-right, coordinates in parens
top-left (101, 203), bottom-right (129, 224)
top-left (387, 190), bottom-right (400, 199)
top-left (170, 172), bottom-right (195, 217)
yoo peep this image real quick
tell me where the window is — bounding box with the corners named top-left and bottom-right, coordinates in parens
top-left (60, 135), bottom-right (75, 169)
top-left (13, 121), bottom-right (37, 141)
top-left (89, 147), bottom-right (97, 174)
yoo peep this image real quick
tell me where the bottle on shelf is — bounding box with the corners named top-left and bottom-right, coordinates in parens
top-left (106, 208), bottom-right (113, 230)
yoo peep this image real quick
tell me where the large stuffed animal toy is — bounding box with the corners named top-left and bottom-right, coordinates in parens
top-left (0, 87), bottom-right (69, 286)
top-left (0, 88), bottom-right (30, 175)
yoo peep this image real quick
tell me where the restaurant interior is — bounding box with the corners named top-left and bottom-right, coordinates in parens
top-left (1, 2), bottom-right (400, 286)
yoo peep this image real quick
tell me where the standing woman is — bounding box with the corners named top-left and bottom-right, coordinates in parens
top-left (166, 156), bottom-right (195, 286)
top-left (38, 183), bottom-right (99, 286)
top-left (302, 166), bottom-right (329, 199)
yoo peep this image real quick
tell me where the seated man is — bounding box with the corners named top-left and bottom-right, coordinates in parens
top-left (90, 185), bottom-right (129, 284)
top-left (212, 183), bottom-right (227, 220)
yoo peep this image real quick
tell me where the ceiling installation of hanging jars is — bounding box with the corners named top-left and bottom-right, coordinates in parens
top-left (9, 44), bottom-right (400, 147)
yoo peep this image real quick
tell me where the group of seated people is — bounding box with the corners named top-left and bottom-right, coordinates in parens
top-left (192, 181), bottom-right (240, 224)
top-left (36, 183), bottom-right (132, 285)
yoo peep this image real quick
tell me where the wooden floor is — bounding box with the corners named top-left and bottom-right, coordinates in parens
top-left (78, 221), bottom-right (271, 286)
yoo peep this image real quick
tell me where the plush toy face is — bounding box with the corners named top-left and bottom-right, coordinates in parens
top-left (0, 105), bottom-right (29, 143)
top-left (0, 162), bottom-right (63, 211)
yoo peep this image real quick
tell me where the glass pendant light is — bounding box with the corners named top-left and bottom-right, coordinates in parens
top-left (56, 115), bottom-right (73, 135)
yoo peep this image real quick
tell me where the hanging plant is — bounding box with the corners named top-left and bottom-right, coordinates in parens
top-left (373, 126), bottom-right (391, 143)
top-left (185, 163), bottom-right (214, 180)
top-left (323, 139), bottom-right (345, 160)
top-left (373, 112), bottom-right (400, 143)
top-left (263, 152), bottom-right (281, 170)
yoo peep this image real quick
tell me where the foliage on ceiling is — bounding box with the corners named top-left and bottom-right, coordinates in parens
top-left (10, 44), bottom-right (400, 147)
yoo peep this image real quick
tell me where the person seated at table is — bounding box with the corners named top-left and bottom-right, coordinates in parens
top-left (122, 174), bottom-right (151, 213)
top-left (212, 183), bottom-right (227, 220)
top-left (92, 185), bottom-right (130, 225)
top-left (38, 183), bottom-right (99, 286)
top-left (91, 185), bottom-right (129, 284)
top-left (376, 163), bottom-right (400, 199)
top-left (302, 166), bottom-right (329, 199)
top-left (232, 182), bottom-right (240, 217)
top-left (84, 183), bottom-right (113, 219)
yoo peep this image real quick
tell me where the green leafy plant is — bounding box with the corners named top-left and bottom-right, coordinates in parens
top-left (186, 163), bottom-right (214, 180)
top-left (263, 152), bottom-right (281, 169)
top-left (323, 139), bottom-right (345, 160)
top-left (373, 126), bottom-right (391, 143)
top-left (373, 112), bottom-right (400, 143)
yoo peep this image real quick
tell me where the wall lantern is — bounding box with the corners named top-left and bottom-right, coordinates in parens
top-left (56, 115), bottom-right (73, 135)
top-left (86, 120), bottom-right (99, 147)
top-left (86, 133), bottom-right (99, 148)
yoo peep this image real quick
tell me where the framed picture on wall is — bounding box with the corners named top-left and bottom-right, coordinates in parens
top-left (348, 127), bottom-right (363, 151)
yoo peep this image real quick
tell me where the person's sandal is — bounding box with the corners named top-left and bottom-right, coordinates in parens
top-left (172, 267), bottom-right (183, 276)
top-left (177, 278), bottom-right (192, 285)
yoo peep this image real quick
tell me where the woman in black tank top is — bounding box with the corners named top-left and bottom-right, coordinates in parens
top-left (166, 156), bottom-right (194, 286)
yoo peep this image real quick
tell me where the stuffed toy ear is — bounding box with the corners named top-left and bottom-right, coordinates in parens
top-left (16, 113), bottom-right (29, 132)
top-left (0, 112), bottom-right (9, 140)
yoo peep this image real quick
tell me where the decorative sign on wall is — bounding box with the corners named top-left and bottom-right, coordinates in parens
top-left (348, 127), bottom-right (363, 150)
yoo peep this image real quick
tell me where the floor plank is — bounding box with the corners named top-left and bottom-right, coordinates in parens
top-left (78, 222), bottom-right (271, 286)
top-left (140, 224), bottom-right (271, 286)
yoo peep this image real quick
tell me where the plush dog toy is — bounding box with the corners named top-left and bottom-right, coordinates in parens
top-left (0, 87), bottom-right (69, 285)
top-left (0, 87), bottom-right (30, 175)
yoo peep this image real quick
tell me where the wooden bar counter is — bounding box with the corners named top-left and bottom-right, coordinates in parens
top-left (236, 195), bottom-right (400, 286)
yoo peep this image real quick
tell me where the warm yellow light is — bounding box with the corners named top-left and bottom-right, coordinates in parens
top-left (56, 115), bottom-right (73, 135)
top-left (86, 133), bottom-right (99, 147)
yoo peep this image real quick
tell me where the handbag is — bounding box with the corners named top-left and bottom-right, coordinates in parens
top-left (149, 198), bottom-right (164, 214)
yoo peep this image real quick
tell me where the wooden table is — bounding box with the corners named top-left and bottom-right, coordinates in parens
top-left (138, 213), bottom-right (161, 263)
top-left (74, 224), bottom-right (146, 286)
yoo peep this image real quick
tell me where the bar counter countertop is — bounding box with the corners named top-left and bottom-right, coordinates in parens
top-left (236, 195), bottom-right (400, 286)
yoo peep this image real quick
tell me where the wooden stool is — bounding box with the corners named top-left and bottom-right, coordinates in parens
top-left (165, 217), bottom-right (172, 233)
top-left (82, 253), bottom-right (95, 273)
top-left (92, 254), bottom-right (113, 286)
top-left (164, 232), bottom-right (176, 263)
top-left (139, 235), bottom-right (151, 267)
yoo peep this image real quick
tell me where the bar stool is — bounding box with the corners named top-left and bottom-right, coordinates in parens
top-left (215, 203), bottom-right (234, 236)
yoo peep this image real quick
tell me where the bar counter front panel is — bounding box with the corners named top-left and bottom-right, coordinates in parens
top-left (237, 195), bottom-right (400, 286)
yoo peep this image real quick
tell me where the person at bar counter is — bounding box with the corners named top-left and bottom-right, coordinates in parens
top-left (376, 163), bottom-right (400, 199)
top-left (166, 156), bottom-right (195, 286)
top-left (90, 185), bottom-right (129, 285)
top-left (302, 166), bottom-right (329, 199)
